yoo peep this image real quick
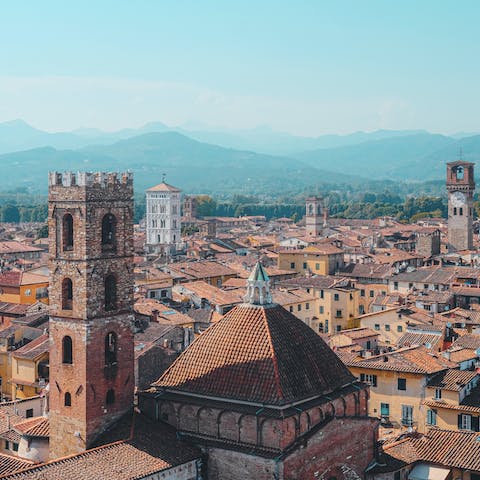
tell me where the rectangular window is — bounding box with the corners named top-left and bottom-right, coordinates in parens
top-left (424, 284), bottom-right (429, 289)
top-left (306, 303), bottom-right (310, 310)
top-left (297, 304), bottom-right (301, 312)
top-left (409, 283), bottom-right (413, 289)
top-left (26, 409), bottom-right (33, 418)
top-left (460, 207), bottom-right (463, 216)
top-left (394, 282), bottom-right (398, 289)
top-left (369, 290), bottom-right (374, 298)
top-left (335, 310), bottom-right (342, 318)
top-left (334, 293), bottom-right (339, 301)
top-left (289, 306), bottom-right (293, 313)
top-left (397, 325), bottom-right (403, 333)
top-left (385, 324), bottom-right (390, 331)
top-left (374, 324), bottom-right (380, 331)
top-left (398, 378), bottom-right (407, 391)
top-left (360, 373), bottom-right (377, 387)
top-left (320, 290), bottom-right (324, 299)
top-left (427, 409), bottom-right (437, 426)
top-left (290, 262), bottom-right (295, 269)
top-left (319, 306), bottom-right (324, 314)
top-left (401, 405), bottom-right (413, 426)
top-left (303, 262), bottom-right (307, 269)
top-left (461, 414), bottom-right (472, 431)
top-left (336, 325), bottom-right (341, 332)
top-left (360, 289), bottom-right (365, 297)
top-left (12, 443), bottom-right (18, 452)
top-left (315, 263), bottom-right (320, 270)
top-left (359, 305), bottom-right (365, 315)
top-left (434, 388), bottom-right (442, 400)
top-left (380, 403), bottom-right (390, 417)
top-left (325, 320), bottom-right (329, 333)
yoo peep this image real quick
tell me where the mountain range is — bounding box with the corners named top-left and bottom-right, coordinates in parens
top-left (0, 119), bottom-right (479, 194)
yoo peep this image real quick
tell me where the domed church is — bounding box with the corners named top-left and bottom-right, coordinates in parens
top-left (140, 263), bottom-right (378, 480)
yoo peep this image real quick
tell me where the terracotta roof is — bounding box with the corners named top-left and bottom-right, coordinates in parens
top-left (452, 334), bottom-right (480, 350)
top-left (154, 303), bottom-right (356, 405)
top-left (12, 335), bottom-right (49, 360)
top-left (146, 182), bottom-right (181, 192)
top-left (0, 414), bottom-right (200, 480)
top-left (0, 272), bottom-right (47, 288)
top-left (427, 369), bottom-right (478, 391)
top-left (413, 429), bottom-right (480, 471)
top-left (0, 242), bottom-right (43, 254)
top-left (345, 346), bottom-right (455, 374)
top-left (0, 454), bottom-right (33, 477)
top-left (14, 417), bottom-right (49, 438)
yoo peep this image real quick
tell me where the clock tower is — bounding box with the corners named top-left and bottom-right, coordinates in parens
top-left (447, 160), bottom-right (475, 252)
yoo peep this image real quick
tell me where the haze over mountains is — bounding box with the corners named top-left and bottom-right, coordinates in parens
top-left (0, 119), bottom-right (479, 194)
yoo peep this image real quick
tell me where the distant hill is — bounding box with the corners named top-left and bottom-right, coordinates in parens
top-left (294, 133), bottom-right (464, 180)
top-left (0, 132), bottom-right (359, 194)
top-left (0, 118), bottom-right (435, 157)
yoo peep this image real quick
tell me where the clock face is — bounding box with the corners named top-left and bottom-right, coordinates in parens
top-left (451, 191), bottom-right (466, 207)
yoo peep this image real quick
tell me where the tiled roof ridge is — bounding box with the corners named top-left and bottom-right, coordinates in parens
top-left (262, 308), bottom-right (284, 402)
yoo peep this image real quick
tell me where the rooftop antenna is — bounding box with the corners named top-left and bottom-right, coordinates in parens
top-left (459, 148), bottom-right (464, 160)
top-left (162, 172), bottom-right (166, 183)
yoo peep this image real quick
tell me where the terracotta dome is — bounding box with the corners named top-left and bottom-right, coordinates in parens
top-left (154, 302), bottom-right (356, 406)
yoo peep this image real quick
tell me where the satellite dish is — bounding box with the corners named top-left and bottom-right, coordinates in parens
top-left (446, 322), bottom-right (452, 328)
top-left (425, 342), bottom-right (432, 349)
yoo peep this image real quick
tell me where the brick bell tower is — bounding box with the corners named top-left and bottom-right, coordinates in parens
top-left (48, 172), bottom-right (135, 459)
top-left (447, 160), bottom-right (475, 252)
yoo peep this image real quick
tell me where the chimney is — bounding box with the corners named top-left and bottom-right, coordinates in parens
top-left (152, 309), bottom-right (159, 322)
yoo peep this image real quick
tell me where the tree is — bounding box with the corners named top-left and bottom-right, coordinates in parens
top-left (2, 204), bottom-right (20, 223)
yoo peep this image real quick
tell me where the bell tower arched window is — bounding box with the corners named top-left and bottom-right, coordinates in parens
top-left (62, 214), bottom-right (74, 251)
top-left (62, 278), bottom-right (73, 310)
top-left (106, 389), bottom-right (115, 405)
top-left (105, 332), bottom-right (117, 366)
top-left (104, 275), bottom-right (117, 311)
top-left (62, 336), bottom-right (73, 364)
top-left (64, 392), bottom-right (71, 407)
top-left (101, 214), bottom-right (117, 251)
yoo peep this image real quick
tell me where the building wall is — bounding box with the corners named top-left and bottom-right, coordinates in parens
top-left (277, 252), bottom-right (343, 276)
top-left (348, 366), bottom-right (428, 432)
top-left (18, 437), bottom-right (49, 463)
top-left (359, 309), bottom-right (415, 345)
top-left (283, 417), bottom-right (378, 480)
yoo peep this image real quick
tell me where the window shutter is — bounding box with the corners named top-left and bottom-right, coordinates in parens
top-left (373, 375), bottom-right (377, 387)
top-left (360, 374), bottom-right (365, 382)
top-left (472, 416), bottom-right (480, 432)
top-left (458, 414), bottom-right (462, 429)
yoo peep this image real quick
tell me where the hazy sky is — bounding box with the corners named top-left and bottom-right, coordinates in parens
top-left (1, 1), bottom-right (479, 135)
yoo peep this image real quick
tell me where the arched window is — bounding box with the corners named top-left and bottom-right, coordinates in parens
top-left (62, 278), bottom-right (73, 310)
top-left (62, 336), bottom-right (73, 364)
top-left (64, 392), bottom-right (71, 407)
top-left (62, 214), bottom-right (74, 251)
top-left (106, 389), bottom-right (115, 405)
top-left (101, 214), bottom-right (116, 251)
top-left (104, 275), bottom-right (117, 311)
top-left (105, 332), bottom-right (117, 366)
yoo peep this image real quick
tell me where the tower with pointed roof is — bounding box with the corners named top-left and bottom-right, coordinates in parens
top-left (245, 262), bottom-right (272, 305)
top-left (140, 262), bottom-right (378, 479)
top-left (145, 175), bottom-right (182, 257)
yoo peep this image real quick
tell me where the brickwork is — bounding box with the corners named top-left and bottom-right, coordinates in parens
top-left (48, 171), bottom-right (135, 459)
top-left (139, 387), bottom-right (369, 454)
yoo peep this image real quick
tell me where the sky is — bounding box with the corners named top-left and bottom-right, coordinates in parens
top-left (1, 0), bottom-right (479, 136)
